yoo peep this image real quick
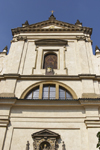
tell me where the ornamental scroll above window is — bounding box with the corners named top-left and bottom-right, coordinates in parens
top-left (25, 84), bottom-right (73, 100)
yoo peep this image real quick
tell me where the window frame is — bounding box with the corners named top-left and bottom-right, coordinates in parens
top-left (43, 52), bottom-right (57, 69)
top-left (42, 84), bottom-right (56, 99)
top-left (42, 50), bottom-right (59, 70)
top-left (24, 82), bottom-right (74, 100)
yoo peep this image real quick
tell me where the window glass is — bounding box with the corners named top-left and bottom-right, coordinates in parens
top-left (25, 86), bottom-right (39, 99)
top-left (43, 85), bottom-right (55, 99)
top-left (66, 91), bottom-right (73, 99)
top-left (25, 84), bottom-right (73, 100)
top-left (50, 85), bottom-right (55, 99)
top-left (59, 86), bottom-right (73, 99)
top-left (33, 88), bottom-right (39, 99)
top-left (43, 86), bottom-right (49, 99)
top-left (26, 93), bottom-right (32, 99)
top-left (59, 87), bottom-right (65, 99)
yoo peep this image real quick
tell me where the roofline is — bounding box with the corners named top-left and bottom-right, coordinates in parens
top-left (11, 19), bottom-right (92, 36)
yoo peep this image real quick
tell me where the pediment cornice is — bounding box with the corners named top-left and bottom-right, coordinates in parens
top-left (11, 18), bottom-right (92, 36)
top-left (32, 129), bottom-right (60, 139)
top-left (35, 39), bottom-right (67, 46)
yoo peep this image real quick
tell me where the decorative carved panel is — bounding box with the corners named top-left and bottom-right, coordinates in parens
top-left (32, 129), bottom-right (60, 150)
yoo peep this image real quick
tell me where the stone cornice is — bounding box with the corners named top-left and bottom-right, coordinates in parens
top-left (35, 39), bottom-right (68, 46)
top-left (0, 98), bottom-right (17, 105)
top-left (85, 120), bottom-right (100, 128)
top-left (0, 119), bottom-right (9, 127)
top-left (0, 74), bottom-right (99, 80)
top-left (0, 98), bottom-right (100, 107)
top-left (11, 19), bottom-right (92, 36)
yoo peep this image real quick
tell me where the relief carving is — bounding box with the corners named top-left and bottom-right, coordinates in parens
top-left (32, 129), bottom-right (60, 150)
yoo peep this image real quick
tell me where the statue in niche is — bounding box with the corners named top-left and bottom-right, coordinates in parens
top-left (40, 142), bottom-right (50, 150)
top-left (43, 144), bottom-right (49, 150)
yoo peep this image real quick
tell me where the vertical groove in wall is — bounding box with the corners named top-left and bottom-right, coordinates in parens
top-left (72, 41), bottom-right (78, 75)
top-left (2, 127), bottom-right (7, 150)
top-left (8, 127), bottom-right (14, 150)
top-left (35, 48), bottom-right (38, 70)
top-left (88, 42), bottom-right (94, 73)
top-left (85, 42), bottom-right (93, 74)
top-left (17, 41), bottom-right (25, 74)
top-left (64, 47), bottom-right (66, 69)
top-left (41, 48), bottom-right (43, 69)
top-left (74, 40), bottom-right (81, 74)
top-left (22, 41), bottom-right (29, 74)
top-left (34, 47), bottom-right (38, 69)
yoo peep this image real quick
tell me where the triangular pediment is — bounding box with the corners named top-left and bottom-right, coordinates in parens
top-left (32, 129), bottom-right (60, 138)
top-left (11, 14), bottom-right (92, 36)
top-left (22, 19), bottom-right (77, 29)
top-left (42, 25), bottom-right (62, 29)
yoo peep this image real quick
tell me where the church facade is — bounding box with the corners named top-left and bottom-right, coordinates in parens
top-left (0, 14), bottom-right (100, 150)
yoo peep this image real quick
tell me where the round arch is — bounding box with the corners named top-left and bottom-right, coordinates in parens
top-left (20, 81), bottom-right (78, 99)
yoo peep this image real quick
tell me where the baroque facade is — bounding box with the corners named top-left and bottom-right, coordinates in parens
top-left (0, 14), bottom-right (100, 150)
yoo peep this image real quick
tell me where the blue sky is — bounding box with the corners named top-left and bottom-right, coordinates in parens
top-left (0, 0), bottom-right (100, 54)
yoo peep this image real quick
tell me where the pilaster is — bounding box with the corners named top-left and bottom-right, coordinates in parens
top-left (78, 40), bottom-right (89, 74)
top-left (7, 41), bottom-right (25, 73)
top-left (23, 41), bottom-right (37, 75)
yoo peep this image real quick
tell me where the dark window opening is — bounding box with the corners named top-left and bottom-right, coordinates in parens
top-left (43, 53), bottom-right (57, 69)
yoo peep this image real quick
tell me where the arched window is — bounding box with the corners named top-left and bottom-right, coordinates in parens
top-left (43, 53), bottom-right (57, 69)
top-left (25, 86), bottom-right (39, 99)
top-left (24, 83), bottom-right (73, 100)
top-left (59, 86), bottom-right (72, 99)
top-left (42, 85), bottom-right (55, 99)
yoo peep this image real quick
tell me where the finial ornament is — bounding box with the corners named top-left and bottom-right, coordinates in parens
top-left (49, 11), bottom-right (56, 21)
top-left (75, 19), bottom-right (82, 26)
top-left (95, 45), bottom-right (99, 51)
top-left (50, 10), bottom-right (54, 14)
top-left (3, 46), bottom-right (8, 54)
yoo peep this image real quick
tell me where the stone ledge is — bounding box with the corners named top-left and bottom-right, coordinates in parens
top-left (82, 93), bottom-right (100, 98)
top-left (85, 120), bottom-right (100, 128)
top-left (0, 119), bottom-right (9, 127)
top-left (0, 93), bottom-right (15, 97)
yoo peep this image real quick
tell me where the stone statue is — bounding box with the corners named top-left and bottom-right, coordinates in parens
top-left (26, 141), bottom-right (29, 150)
top-left (62, 141), bottom-right (65, 150)
top-left (42, 144), bottom-right (50, 150)
top-left (97, 132), bottom-right (100, 149)
top-left (43, 144), bottom-right (47, 150)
